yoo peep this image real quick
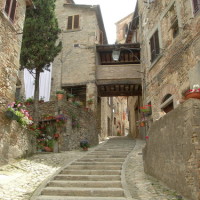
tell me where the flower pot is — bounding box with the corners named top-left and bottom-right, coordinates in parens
top-left (185, 92), bottom-right (200, 100)
top-left (82, 147), bottom-right (88, 151)
top-left (44, 146), bottom-right (53, 152)
top-left (56, 94), bottom-right (64, 100)
top-left (140, 122), bottom-right (145, 127)
top-left (140, 105), bottom-right (151, 113)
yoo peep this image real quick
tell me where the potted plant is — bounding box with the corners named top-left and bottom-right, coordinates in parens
top-left (25, 97), bottom-right (34, 105)
top-left (67, 93), bottom-right (75, 102)
top-left (185, 84), bottom-right (200, 100)
top-left (87, 98), bottom-right (93, 105)
top-left (56, 89), bottom-right (65, 100)
top-left (80, 139), bottom-right (89, 151)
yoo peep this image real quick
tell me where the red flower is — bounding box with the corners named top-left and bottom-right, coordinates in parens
top-left (145, 136), bottom-right (149, 139)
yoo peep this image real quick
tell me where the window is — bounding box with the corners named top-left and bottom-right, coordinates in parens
top-left (123, 24), bottom-right (129, 38)
top-left (67, 15), bottom-right (79, 30)
top-left (192, 0), bottom-right (200, 13)
top-left (160, 94), bottom-right (174, 113)
top-left (4, 0), bottom-right (17, 22)
top-left (150, 30), bottom-right (160, 62)
top-left (169, 4), bottom-right (179, 38)
top-left (171, 19), bottom-right (179, 38)
top-left (114, 117), bottom-right (116, 125)
top-left (99, 30), bottom-right (104, 44)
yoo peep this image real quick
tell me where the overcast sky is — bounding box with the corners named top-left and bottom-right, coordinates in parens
top-left (75, 0), bottom-right (137, 44)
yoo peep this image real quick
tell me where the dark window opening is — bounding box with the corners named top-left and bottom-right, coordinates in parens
top-left (163, 102), bottom-right (173, 113)
top-left (64, 85), bottom-right (86, 103)
top-left (114, 117), bottom-right (116, 125)
top-left (161, 94), bottom-right (174, 114)
top-left (150, 30), bottom-right (160, 62)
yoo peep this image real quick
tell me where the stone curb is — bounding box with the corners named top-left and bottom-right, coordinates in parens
top-left (121, 139), bottom-right (136, 200)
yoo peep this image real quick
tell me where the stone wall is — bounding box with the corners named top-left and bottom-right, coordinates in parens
top-left (0, 116), bottom-right (36, 166)
top-left (0, 0), bottom-right (27, 108)
top-left (143, 99), bottom-right (200, 200)
top-left (27, 100), bottom-right (99, 150)
top-left (0, 0), bottom-right (32, 166)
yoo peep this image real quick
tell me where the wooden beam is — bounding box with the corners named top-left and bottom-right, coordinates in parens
top-left (99, 90), bottom-right (142, 97)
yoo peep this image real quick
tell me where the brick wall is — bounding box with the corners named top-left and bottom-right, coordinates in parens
top-left (143, 99), bottom-right (200, 200)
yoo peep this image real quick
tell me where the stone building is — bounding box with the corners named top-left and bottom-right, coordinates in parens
top-left (133, 0), bottom-right (200, 199)
top-left (0, 0), bottom-right (32, 109)
top-left (138, 0), bottom-right (200, 120)
top-left (0, 0), bottom-right (33, 165)
top-left (51, 0), bottom-right (107, 111)
top-left (115, 12), bottom-right (133, 44)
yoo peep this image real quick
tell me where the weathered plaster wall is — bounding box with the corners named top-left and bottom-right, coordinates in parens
top-left (139, 0), bottom-right (200, 120)
top-left (143, 99), bottom-right (200, 200)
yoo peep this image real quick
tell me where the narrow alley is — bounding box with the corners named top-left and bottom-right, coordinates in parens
top-left (0, 137), bottom-right (185, 200)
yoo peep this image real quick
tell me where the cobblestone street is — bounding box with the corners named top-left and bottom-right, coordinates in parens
top-left (0, 139), bottom-right (187, 200)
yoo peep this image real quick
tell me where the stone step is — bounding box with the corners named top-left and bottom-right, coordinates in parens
top-left (41, 187), bottom-right (125, 197)
top-left (94, 150), bottom-right (132, 152)
top-left (36, 196), bottom-right (127, 200)
top-left (71, 162), bottom-right (123, 165)
top-left (88, 152), bottom-right (129, 155)
top-left (78, 158), bottom-right (125, 162)
top-left (61, 170), bottom-right (121, 175)
top-left (48, 180), bottom-right (122, 188)
top-left (84, 155), bottom-right (127, 158)
top-left (54, 175), bottom-right (121, 181)
top-left (65, 165), bottom-right (121, 170)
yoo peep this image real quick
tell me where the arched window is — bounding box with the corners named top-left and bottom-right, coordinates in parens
top-left (160, 94), bottom-right (174, 113)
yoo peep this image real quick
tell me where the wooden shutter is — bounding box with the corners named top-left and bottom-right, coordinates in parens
top-left (193, 0), bottom-right (200, 13)
top-left (67, 16), bottom-right (73, 29)
top-left (10, 0), bottom-right (17, 21)
top-left (4, 0), bottom-right (11, 15)
top-left (74, 15), bottom-right (79, 29)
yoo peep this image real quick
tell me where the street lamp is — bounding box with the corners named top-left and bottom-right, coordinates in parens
top-left (111, 47), bottom-right (140, 62)
top-left (112, 50), bottom-right (121, 61)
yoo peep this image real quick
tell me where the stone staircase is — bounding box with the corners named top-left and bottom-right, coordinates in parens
top-left (34, 137), bottom-right (135, 200)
